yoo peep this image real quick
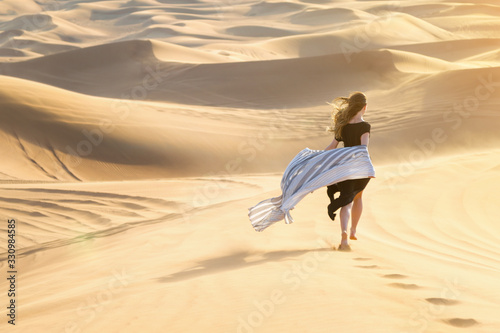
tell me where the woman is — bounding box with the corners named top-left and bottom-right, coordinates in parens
top-left (248, 92), bottom-right (375, 236)
top-left (324, 92), bottom-right (371, 251)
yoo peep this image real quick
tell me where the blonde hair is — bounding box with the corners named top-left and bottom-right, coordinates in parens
top-left (327, 92), bottom-right (367, 140)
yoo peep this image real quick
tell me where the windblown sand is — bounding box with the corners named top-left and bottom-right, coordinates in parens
top-left (0, 1), bottom-right (499, 332)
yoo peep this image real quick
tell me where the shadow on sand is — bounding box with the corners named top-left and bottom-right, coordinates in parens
top-left (158, 247), bottom-right (334, 283)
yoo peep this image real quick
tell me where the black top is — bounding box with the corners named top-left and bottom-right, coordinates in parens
top-left (335, 121), bottom-right (371, 147)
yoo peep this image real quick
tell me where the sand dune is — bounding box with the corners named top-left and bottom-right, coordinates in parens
top-left (0, 74), bottom-right (302, 181)
top-left (289, 7), bottom-right (375, 26)
top-left (1, 1), bottom-right (500, 332)
top-left (3, 43), bottom-right (499, 167)
top-left (0, 0), bottom-right (40, 16)
top-left (1, 43), bottom-right (409, 106)
top-left (258, 13), bottom-right (457, 58)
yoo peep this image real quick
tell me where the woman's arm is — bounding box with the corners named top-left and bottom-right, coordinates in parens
top-left (360, 132), bottom-right (370, 146)
top-left (325, 138), bottom-right (339, 150)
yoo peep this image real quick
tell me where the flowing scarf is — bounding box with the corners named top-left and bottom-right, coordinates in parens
top-left (248, 145), bottom-right (375, 232)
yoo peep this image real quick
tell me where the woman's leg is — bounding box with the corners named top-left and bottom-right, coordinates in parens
top-left (350, 190), bottom-right (364, 240)
top-left (339, 201), bottom-right (353, 248)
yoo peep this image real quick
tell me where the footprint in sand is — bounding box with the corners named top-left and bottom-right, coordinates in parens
top-left (355, 264), bottom-right (379, 269)
top-left (388, 282), bottom-right (421, 290)
top-left (425, 297), bottom-right (459, 306)
top-left (353, 258), bottom-right (379, 269)
top-left (382, 273), bottom-right (407, 279)
top-left (354, 263), bottom-right (421, 290)
top-left (353, 257), bottom-right (372, 261)
top-left (443, 318), bottom-right (479, 328)
top-left (381, 273), bottom-right (420, 289)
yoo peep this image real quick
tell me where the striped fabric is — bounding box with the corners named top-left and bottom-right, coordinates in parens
top-left (248, 145), bottom-right (375, 232)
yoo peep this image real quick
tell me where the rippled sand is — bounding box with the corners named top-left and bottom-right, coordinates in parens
top-left (0, 1), bottom-right (499, 332)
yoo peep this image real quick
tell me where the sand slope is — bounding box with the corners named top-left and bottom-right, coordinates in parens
top-left (0, 74), bottom-right (307, 181)
top-left (0, 1), bottom-right (500, 332)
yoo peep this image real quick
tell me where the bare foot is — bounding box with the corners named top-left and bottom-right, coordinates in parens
top-left (339, 231), bottom-right (351, 251)
top-left (350, 228), bottom-right (357, 240)
top-left (338, 243), bottom-right (352, 251)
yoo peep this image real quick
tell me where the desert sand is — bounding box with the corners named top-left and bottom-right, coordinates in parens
top-left (0, 0), bottom-right (499, 332)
